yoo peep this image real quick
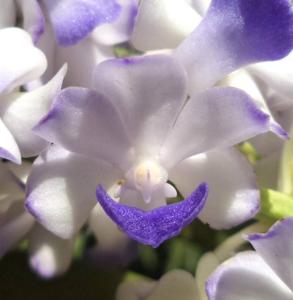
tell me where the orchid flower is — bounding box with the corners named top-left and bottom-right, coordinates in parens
top-left (0, 160), bottom-right (74, 279)
top-left (26, 54), bottom-right (273, 247)
top-left (0, 27), bottom-right (66, 164)
top-left (207, 218), bottom-right (293, 300)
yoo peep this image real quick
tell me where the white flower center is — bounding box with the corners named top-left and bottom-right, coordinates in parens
top-left (125, 160), bottom-right (169, 204)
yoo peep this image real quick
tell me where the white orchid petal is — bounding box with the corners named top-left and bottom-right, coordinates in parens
top-left (131, 0), bottom-right (200, 51)
top-left (1, 65), bottom-right (67, 157)
top-left (169, 148), bottom-right (259, 229)
top-left (26, 145), bottom-right (120, 239)
top-left (207, 251), bottom-right (293, 300)
top-left (0, 28), bottom-right (47, 93)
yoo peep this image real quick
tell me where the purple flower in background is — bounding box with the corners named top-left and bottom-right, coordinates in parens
top-left (26, 54), bottom-right (273, 247)
top-left (207, 218), bottom-right (293, 300)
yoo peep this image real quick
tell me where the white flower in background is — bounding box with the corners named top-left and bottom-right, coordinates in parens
top-left (116, 270), bottom-right (200, 300)
top-left (114, 221), bottom-right (271, 300)
top-left (26, 54), bottom-right (273, 247)
top-left (0, 158), bottom-right (131, 276)
top-left (116, 253), bottom-right (221, 300)
top-left (0, 160), bottom-right (74, 279)
top-left (0, 0), bottom-right (138, 88)
top-left (207, 218), bottom-right (293, 300)
top-left (0, 27), bottom-right (66, 164)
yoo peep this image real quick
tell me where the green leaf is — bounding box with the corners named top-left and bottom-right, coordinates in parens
top-left (279, 128), bottom-right (293, 194)
top-left (164, 239), bottom-right (202, 273)
top-left (238, 142), bottom-right (260, 163)
top-left (260, 189), bottom-right (293, 220)
top-left (123, 271), bottom-right (151, 282)
top-left (114, 46), bottom-right (142, 58)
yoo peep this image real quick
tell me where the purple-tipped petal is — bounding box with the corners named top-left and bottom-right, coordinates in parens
top-left (25, 145), bottom-right (120, 239)
top-left (161, 87), bottom-right (271, 168)
top-left (269, 122), bottom-right (290, 140)
top-left (206, 251), bottom-right (293, 300)
top-left (33, 87), bottom-right (132, 169)
top-left (1, 65), bottom-right (67, 158)
top-left (43, 0), bottom-right (122, 46)
top-left (96, 183), bottom-right (208, 248)
top-left (248, 218), bottom-right (293, 291)
top-left (175, 0), bottom-right (293, 90)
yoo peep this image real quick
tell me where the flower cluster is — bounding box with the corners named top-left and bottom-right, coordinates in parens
top-left (0, 0), bottom-right (293, 298)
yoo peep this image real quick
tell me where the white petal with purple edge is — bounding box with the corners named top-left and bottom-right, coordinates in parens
top-left (169, 148), bottom-right (259, 229)
top-left (131, 0), bottom-right (201, 51)
top-left (174, 0), bottom-right (293, 91)
top-left (28, 224), bottom-right (74, 279)
top-left (161, 87), bottom-right (270, 168)
top-left (0, 119), bottom-right (21, 164)
top-left (34, 87), bottom-right (133, 169)
top-left (222, 69), bottom-right (288, 139)
top-left (25, 145), bottom-right (120, 239)
top-left (248, 218), bottom-right (293, 292)
top-left (1, 65), bottom-right (67, 157)
top-left (0, 28), bottom-right (47, 93)
top-left (93, 55), bottom-right (187, 158)
top-left (43, 0), bottom-right (122, 46)
top-left (206, 251), bottom-right (293, 300)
